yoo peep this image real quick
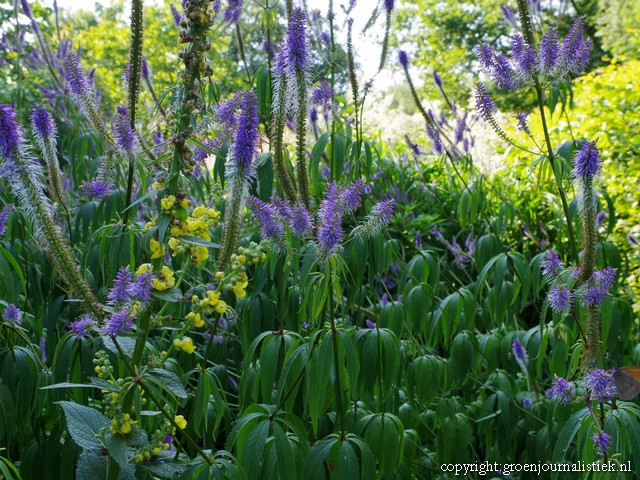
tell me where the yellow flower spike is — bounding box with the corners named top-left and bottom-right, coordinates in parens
top-left (180, 198), bottom-right (192, 209)
top-left (180, 337), bottom-right (196, 354)
top-left (192, 205), bottom-right (206, 217)
top-left (161, 195), bottom-right (176, 211)
top-left (174, 415), bottom-right (187, 430)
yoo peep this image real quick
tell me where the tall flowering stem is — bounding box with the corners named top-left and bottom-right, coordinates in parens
top-left (0, 104), bottom-right (101, 318)
top-left (123, 0), bottom-right (145, 224)
top-left (166, 0), bottom-right (214, 193)
top-left (217, 91), bottom-right (260, 272)
top-left (346, 19), bottom-right (362, 171)
top-left (516, 0), bottom-right (579, 263)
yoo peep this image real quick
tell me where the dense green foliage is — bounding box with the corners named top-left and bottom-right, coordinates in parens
top-left (1, 0), bottom-right (640, 479)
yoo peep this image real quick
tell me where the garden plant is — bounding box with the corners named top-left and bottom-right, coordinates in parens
top-left (1, 0), bottom-right (640, 478)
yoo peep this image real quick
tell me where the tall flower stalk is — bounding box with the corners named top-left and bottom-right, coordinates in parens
top-left (0, 103), bottom-right (101, 318)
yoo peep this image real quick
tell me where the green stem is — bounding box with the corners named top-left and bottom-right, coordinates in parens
top-left (327, 260), bottom-right (345, 433)
top-left (295, 70), bottom-right (311, 209)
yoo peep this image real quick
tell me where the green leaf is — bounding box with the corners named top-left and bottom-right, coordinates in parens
top-left (152, 287), bottom-right (183, 302)
top-left (180, 235), bottom-right (220, 249)
top-left (57, 401), bottom-right (109, 450)
top-left (336, 441), bottom-right (359, 480)
top-left (551, 407), bottom-right (590, 472)
top-left (75, 451), bottom-right (107, 480)
top-left (147, 369), bottom-right (188, 399)
top-left (40, 382), bottom-right (97, 391)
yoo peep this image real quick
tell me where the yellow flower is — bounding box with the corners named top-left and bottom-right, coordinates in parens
top-left (170, 223), bottom-right (186, 237)
top-left (215, 300), bottom-right (227, 314)
top-left (237, 255), bottom-right (247, 265)
top-left (180, 198), bottom-right (192, 209)
top-left (134, 454), bottom-right (144, 463)
top-left (168, 237), bottom-right (181, 255)
top-left (191, 245), bottom-right (208, 264)
top-left (150, 239), bottom-right (166, 260)
top-left (174, 415), bottom-right (187, 430)
top-left (187, 311), bottom-right (204, 328)
top-left (192, 205), bottom-right (206, 217)
top-left (186, 217), bottom-right (205, 232)
top-left (153, 266), bottom-right (175, 291)
top-left (233, 284), bottom-right (246, 299)
top-left (144, 217), bottom-right (157, 230)
top-left (136, 263), bottom-right (151, 275)
top-left (151, 181), bottom-right (164, 190)
top-left (180, 337), bottom-right (196, 354)
top-left (152, 447), bottom-right (162, 456)
top-left (160, 195), bottom-right (176, 211)
top-left (207, 208), bottom-right (219, 219)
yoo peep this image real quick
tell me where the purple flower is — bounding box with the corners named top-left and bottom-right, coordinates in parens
top-left (0, 204), bottom-right (13, 236)
top-left (511, 34), bottom-right (536, 75)
top-left (522, 397), bottom-right (533, 408)
top-left (559, 16), bottom-right (592, 75)
top-left (430, 225), bottom-right (443, 241)
top-left (340, 178), bottom-right (366, 213)
top-left (454, 113), bottom-right (467, 144)
top-left (383, 0), bottom-right (395, 11)
top-left (475, 43), bottom-right (495, 70)
top-left (68, 314), bottom-right (95, 339)
top-left (500, 4), bottom-right (516, 24)
top-left (249, 197), bottom-right (284, 239)
top-left (573, 141), bottom-right (601, 180)
top-left (365, 319), bottom-right (377, 329)
top-left (539, 28), bottom-right (559, 74)
top-left (312, 81), bottom-right (333, 107)
top-left (540, 250), bottom-right (563, 277)
top-left (584, 369), bottom-right (616, 402)
top-left (583, 285), bottom-right (608, 307)
top-left (108, 267), bottom-right (133, 304)
top-left (113, 106), bottom-right (137, 155)
top-left (596, 212), bottom-right (606, 226)
top-left (65, 52), bottom-right (91, 100)
top-left (516, 112), bottom-right (530, 133)
top-left (101, 310), bottom-right (135, 336)
top-left (0, 103), bottom-right (23, 160)
top-left (31, 105), bottom-right (56, 139)
top-left (512, 339), bottom-right (528, 363)
top-left (405, 134), bottom-right (421, 160)
top-left (3, 304), bottom-right (22, 323)
top-left (285, 8), bottom-right (308, 72)
top-left (132, 272), bottom-right (154, 305)
top-left (141, 57), bottom-right (150, 82)
top-left (81, 179), bottom-right (111, 199)
top-left (39, 337), bottom-right (47, 363)
top-left (549, 284), bottom-right (573, 312)
top-left (415, 232), bottom-right (422, 250)
top-left (291, 203), bottom-right (313, 235)
top-left (426, 124), bottom-right (444, 155)
top-left (229, 91), bottom-right (259, 177)
top-left (593, 267), bottom-right (616, 290)
top-left (397, 49), bottom-right (409, 68)
top-left (317, 182), bottom-right (344, 255)
top-left (369, 199), bottom-right (394, 226)
top-left (592, 430), bottom-right (611, 453)
top-left (228, 376), bottom-right (238, 390)
top-left (475, 83), bottom-right (496, 122)
top-left (628, 234), bottom-right (638, 246)
top-left (492, 53), bottom-right (518, 90)
top-left (545, 376), bottom-right (574, 403)
top-left (224, 0), bottom-right (243, 24)
top-left (432, 69), bottom-right (443, 88)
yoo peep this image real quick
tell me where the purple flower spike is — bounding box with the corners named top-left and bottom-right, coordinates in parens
top-left (3, 304), bottom-right (22, 323)
top-left (249, 197), bottom-right (284, 239)
top-left (286, 8), bottom-right (308, 72)
top-left (405, 134), bottom-right (421, 160)
top-left (31, 105), bottom-right (56, 139)
top-left (545, 376), bottom-right (574, 403)
top-left (0, 204), bottom-right (13, 236)
top-left (516, 112), bottom-right (530, 132)
top-left (108, 267), bottom-right (133, 304)
top-left (365, 319), bottom-right (377, 329)
top-left (102, 310), bottom-right (135, 336)
top-left (114, 106), bottom-right (138, 155)
top-left (583, 285), bottom-right (608, 307)
top-left (132, 272), bottom-right (154, 305)
top-left (475, 83), bottom-right (496, 122)
top-left (432, 69), bottom-right (443, 88)
top-left (68, 314), bottom-right (95, 339)
top-left (573, 141), bottom-right (601, 180)
top-left (170, 4), bottom-right (183, 27)
top-left (65, 53), bottom-right (90, 99)
top-left (559, 16), bottom-right (592, 75)
top-left (628, 234), bottom-right (639, 246)
top-left (224, 0), bottom-right (243, 24)
top-left (384, 0), bottom-right (395, 11)
top-left (584, 369), bottom-right (615, 402)
top-left (512, 338), bottom-right (528, 362)
top-left (291, 203), bottom-right (313, 235)
top-left (0, 103), bottom-right (23, 159)
top-left (539, 28), bottom-right (559, 74)
top-left (540, 250), bottom-right (563, 277)
top-left (511, 34), bottom-right (536, 75)
top-left (229, 91), bottom-right (260, 177)
top-left (522, 397), bottom-right (533, 408)
top-left (549, 284), bottom-right (573, 312)
top-left (340, 178), bottom-right (366, 213)
top-left (592, 431), bottom-right (611, 453)
top-left (317, 182), bottom-right (344, 255)
top-left (81, 179), bottom-right (111, 199)
top-left (397, 50), bottom-right (409, 68)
